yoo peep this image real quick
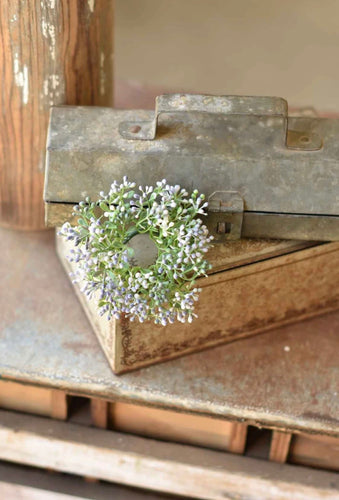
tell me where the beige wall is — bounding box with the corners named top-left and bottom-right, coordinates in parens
top-left (116, 0), bottom-right (339, 111)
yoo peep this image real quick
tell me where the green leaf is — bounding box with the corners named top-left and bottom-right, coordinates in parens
top-left (99, 202), bottom-right (109, 212)
top-left (126, 247), bottom-right (135, 257)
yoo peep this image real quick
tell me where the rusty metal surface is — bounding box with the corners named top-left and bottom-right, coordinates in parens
top-left (0, 227), bottom-right (338, 436)
top-left (44, 95), bottom-right (339, 240)
top-left (242, 212), bottom-right (339, 241)
top-left (119, 95), bottom-right (291, 141)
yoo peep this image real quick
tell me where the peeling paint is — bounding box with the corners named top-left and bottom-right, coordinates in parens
top-left (41, 19), bottom-right (48, 38)
top-left (43, 79), bottom-right (49, 97)
top-left (88, 0), bottom-right (95, 13)
top-left (48, 24), bottom-right (56, 60)
top-left (40, 0), bottom-right (56, 11)
top-left (13, 53), bottom-right (29, 105)
top-left (41, 18), bottom-right (56, 60)
top-left (50, 74), bottom-right (60, 90)
top-left (22, 67), bottom-right (29, 105)
top-left (42, 74), bottom-right (63, 105)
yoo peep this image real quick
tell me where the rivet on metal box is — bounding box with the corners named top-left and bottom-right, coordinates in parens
top-left (44, 94), bottom-right (339, 373)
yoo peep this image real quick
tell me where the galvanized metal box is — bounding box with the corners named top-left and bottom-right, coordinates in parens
top-left (47, 94), bottom-right (339, 373)
top-left (57, 234), bottom-right (339, 373)
top-left (45, 94), bottom-right (339, 241)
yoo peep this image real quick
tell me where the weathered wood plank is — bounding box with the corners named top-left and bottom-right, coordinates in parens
top-left (269, 431), bottom-right (292, 463)
top-left (0, 462), bottom-right (166, 500)
top-left (0, 0), bottom-right (113, 229)
top-left (228, 422), bottom-right (248, 454)
top-left (0, 483), bottom-right (85, 500)
top-left (51, 390), bottom-right (68, 420)
top-left (0, 410), bottom-right (337, 500)
top-left (0, 380), bottom-right (68, 420)
top-left (289, 433), bottom-right (339, 471)
top-left (91, 399), bottom-right (108, 429)
top-left (110, 401), bottom-right (247, 452)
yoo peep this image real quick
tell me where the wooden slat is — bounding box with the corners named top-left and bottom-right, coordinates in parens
top-left (0, 462), bottom-right (166, 500)
top-left (0, 380), bottom-right (68, 420)
top-left (0, 410), bottom-right (338, 500)
top-left (0, 483), bottom-right (85, 500)
top-left (289, 433), bottom-right (339, 471)
top-left (269, 431), bottom-right (292, 463)
top-left (109, 401), bottom-right (247, 453)
top-left (51, 390), bottom-right (68, 420)
top-left (229, 422), bottom-right (249, 454)
top-left (91, 399), bottom-right (108, 429)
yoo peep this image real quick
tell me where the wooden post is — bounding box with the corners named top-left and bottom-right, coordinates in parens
top-left (0, 1), bottom-right (114, 230)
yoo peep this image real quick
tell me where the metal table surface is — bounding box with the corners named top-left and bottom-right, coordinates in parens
top-left (0, 227), bottom-right (338, 436)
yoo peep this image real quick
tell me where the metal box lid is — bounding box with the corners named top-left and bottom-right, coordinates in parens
top-left (44, 94), bottom-right (339, 241)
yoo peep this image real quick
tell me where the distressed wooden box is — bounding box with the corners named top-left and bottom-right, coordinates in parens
top-left (57, 234), bottom-right (339, 374)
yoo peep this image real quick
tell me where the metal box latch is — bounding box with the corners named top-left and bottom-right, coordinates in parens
top-left (207, 192), bottom-right (244, 242)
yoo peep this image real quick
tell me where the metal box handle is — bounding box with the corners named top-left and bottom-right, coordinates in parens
top-left (119, 93), bottom-right (288, 141)
top-left (119, 94), bottom-right (322, 150)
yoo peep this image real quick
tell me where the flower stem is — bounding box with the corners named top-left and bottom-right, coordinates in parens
top-left (123, 226), bottom-right (139, 244)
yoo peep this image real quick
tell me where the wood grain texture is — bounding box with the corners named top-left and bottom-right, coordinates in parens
top-left (269, 431), bottom-right (292, 463)
top-left (109, 401), bottom-right (247, 452)
top-left (91, 399), bottom-right (108, 429)
top-left (0, 483), bottom-right (86, 500)
top-left (228, 422), bottom-right (249, 454)
top-left (289, 433), bottom-right (339, 471)
top-left (0, 461), bottom-right (166, 500)
top-left (0, 380), bottom-right (68, 420)
top-left (51, 390), bottom-right (68, 420)
top-left (0, 0), bottom-right (113, 230)
top-left (0, 409), bottom-right (338, 500)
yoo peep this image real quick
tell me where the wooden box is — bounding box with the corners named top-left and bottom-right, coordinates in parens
top-left (57, 234), bottom-right (339, 374)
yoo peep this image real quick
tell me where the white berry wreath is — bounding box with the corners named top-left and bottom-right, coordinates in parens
top-left (59, 177), bottom-right (213, 325)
